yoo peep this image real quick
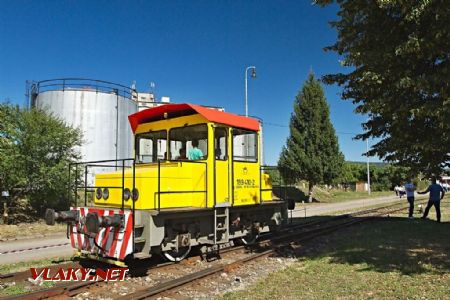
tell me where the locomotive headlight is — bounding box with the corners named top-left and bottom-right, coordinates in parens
top-left (132, 188), bottom-right (139, 201)
top-left (102, 188), bottom-right (109, 200)
top-left (123, 188), bottom-right (131, 201)
top-left (95, 188), bottom-right (102, 200)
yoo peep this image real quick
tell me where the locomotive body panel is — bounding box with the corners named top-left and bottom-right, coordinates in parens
top-left (94, 162), bottom-right (208, 209)
top-left (232, 161), bottom-right (260, 206)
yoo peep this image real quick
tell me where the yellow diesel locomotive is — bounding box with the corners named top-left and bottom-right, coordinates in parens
top-left (46, 103), bottom-right (287, 264)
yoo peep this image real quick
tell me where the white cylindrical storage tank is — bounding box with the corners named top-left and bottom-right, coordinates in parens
top-left (30, 79), bottom-right (137, 163)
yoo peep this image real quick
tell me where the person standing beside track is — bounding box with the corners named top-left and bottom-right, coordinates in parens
top-left (419, 177), bottom-right (445, 223)
top-left (404, 179), bottom-right (416, 218)
top-left (394, 185), bottom-right (400, 197)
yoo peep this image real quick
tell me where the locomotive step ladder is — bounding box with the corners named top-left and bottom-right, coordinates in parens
top-left (133, 224), bottom-right (151, 259)
top-left (214, 202), bottom-right (230, 244)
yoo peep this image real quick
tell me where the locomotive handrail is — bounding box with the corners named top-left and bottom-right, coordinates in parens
top-left (260, 165), bottom-right (289, 202)
top-left (68, 158), bottom-right (136, 207)
top-left (69, 158), bottom-right (208, 211)
top-left (70, 158), bottom-right (135, 165)
top-left (81, 164), bottom-right (132, 168)
top-left (81, 186), bottom-right (127, 189)
top-left (68, 157), bottom-right (137, 253)
top-left (132, 159), bottom-right (136, 253)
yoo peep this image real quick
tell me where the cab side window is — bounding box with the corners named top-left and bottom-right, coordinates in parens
top-left (232, 129), bottom-right (257, 162)
top-left (214, 128), bottom-right (228, 160)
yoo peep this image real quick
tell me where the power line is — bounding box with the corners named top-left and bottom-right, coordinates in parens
top-left (263, 121), bottom-right (361, 136)
top-left (263, 120), bottom-right (372, 194)
top-left (264, 122), bottom-right (288, 128)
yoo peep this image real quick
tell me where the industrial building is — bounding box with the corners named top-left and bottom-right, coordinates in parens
top-left (27, 78), bottom-right (167, 163)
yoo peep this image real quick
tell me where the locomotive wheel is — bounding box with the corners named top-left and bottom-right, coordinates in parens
top-left (162, 246), bottom-right (191, 262)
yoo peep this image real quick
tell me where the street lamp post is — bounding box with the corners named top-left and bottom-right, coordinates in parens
top-left (244, 66), bottom-right (256, 117)
top-left (244, 66), bottom-right (257, 162)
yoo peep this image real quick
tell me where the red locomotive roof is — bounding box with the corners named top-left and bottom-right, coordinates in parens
top-left (128, 103), bottom-right (260, 133)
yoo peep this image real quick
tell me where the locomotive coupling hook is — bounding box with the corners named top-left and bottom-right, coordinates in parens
top-left (45, 209), bottom-right (79, 225)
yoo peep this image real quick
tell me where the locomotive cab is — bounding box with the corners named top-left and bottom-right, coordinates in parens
top-left (46, 103), bottom-right (287, 264)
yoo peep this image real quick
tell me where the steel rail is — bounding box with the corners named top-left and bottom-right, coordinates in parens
top-left (5, 280), bottom-right (97, 300)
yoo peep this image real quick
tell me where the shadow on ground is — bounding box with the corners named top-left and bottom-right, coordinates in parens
top-left (273, 187), bottom-right (312, 203)
top-left (279, 215), bottom-right (450, 275)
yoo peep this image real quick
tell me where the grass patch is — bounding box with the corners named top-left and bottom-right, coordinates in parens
top-left (41, 282), bottom-right (56, 288)
top-left (223, 199), bottom-right (450, 299)
top-left (0, 221), bottom-right (66, 240)
top-left (0, 260), bottom-right (63, 297)
top-left (313, 189), bottom-right (393, 203)
top-left (0, 283), bottom-right (28, 296)
top-left (279, 184), bottom-right (394, 204)
top-left (0, 256), bottom-right (72, 274)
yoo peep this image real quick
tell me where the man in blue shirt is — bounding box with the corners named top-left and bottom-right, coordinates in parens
top-left (419, 178), bottom-right (445, 222)
top-left (188, 139), bottom-right (204, 160)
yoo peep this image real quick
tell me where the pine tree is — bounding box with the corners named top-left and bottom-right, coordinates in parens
top-left (278, 73), bottom-right (344, 202)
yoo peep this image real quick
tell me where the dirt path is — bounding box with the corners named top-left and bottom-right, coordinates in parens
top-left (0, 233), bottom-right (72, 265)
top-left (290, 193), bottom-right (425, 218)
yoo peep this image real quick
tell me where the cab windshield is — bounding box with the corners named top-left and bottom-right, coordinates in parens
top-left (135, 130), bottom-right (167, 163)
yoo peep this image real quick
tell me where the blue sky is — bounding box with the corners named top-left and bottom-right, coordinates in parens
top-left (0, 0), bottom-right (376, 165)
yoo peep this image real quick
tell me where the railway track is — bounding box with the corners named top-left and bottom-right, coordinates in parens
top-left (1, 200), bottom-right (422, 300)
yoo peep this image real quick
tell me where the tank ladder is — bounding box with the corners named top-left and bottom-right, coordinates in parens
top-left (214, 203), bottom-right (230, 244)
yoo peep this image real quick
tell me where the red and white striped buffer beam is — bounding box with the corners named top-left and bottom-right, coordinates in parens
top-left (69, 207), bottom-right (134, 261)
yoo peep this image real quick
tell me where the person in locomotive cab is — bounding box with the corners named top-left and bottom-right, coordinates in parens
top-left (188, 139), bottom-right (203, 160)
top-left (215, 147), bottom-right (222, 160)
top-left (176, 147), bottom-right (187, 160)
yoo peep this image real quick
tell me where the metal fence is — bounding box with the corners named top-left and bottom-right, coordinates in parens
top-left (29, 78), bottom-right (136, 102)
